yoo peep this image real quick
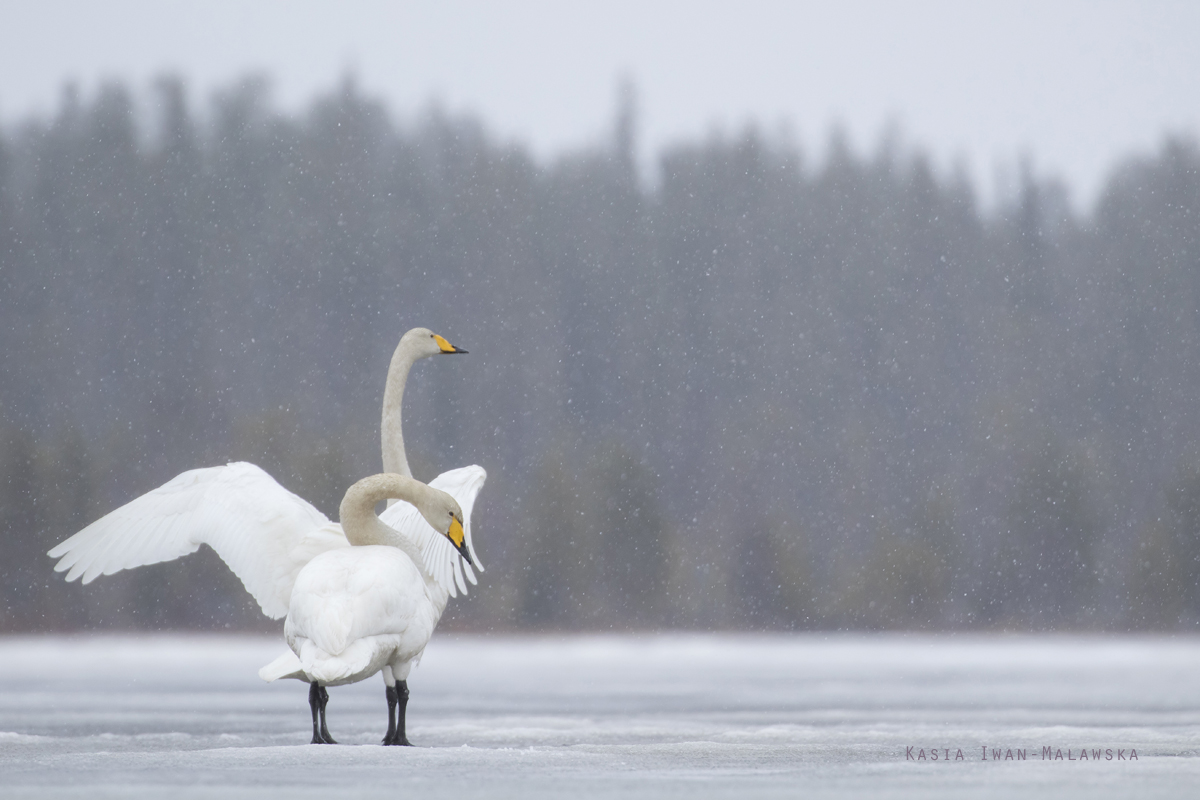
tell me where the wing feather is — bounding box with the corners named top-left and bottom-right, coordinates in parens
top-left (378, 465), bottom-right (487, 598)
top-left (47, 462), bottom-right (346, 618)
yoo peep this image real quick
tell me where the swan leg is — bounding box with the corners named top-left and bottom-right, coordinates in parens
top-left (382, 683), bottom-right (398, 745)
top-left (308, 682), bottom-right (326, 744)
top-left (317, 684), bottom-right (337, 744)
top-left (389, 680), bottom-right (412, 746)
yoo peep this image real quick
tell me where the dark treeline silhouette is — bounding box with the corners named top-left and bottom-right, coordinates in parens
top-left (2, 77), bottom-right (1199, 633)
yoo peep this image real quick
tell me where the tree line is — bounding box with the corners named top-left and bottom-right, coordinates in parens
top-left (1, 76), bottom-right (1198, 633)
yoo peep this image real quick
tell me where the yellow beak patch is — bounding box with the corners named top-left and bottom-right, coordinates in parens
top-left (448, 516), bottom-right (465, 548)
top-left (434, 334), bottom-right (458, 353)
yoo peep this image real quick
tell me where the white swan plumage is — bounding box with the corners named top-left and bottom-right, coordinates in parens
top-left (46, 327), bottom-right (482, 612)
top-left (48, 461), bottom-right (486, 617)
top-left (259, 472), bottom-right (477, 745)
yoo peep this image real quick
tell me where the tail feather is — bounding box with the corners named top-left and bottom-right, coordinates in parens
top-left (295, 637), bottom-right (388, 685)
top-left (258, 650), bottom-right (306, 682)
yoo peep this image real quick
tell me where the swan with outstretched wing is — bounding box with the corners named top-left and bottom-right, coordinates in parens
top-left (47, 461), bottom-right (485, 618)
top-left (47, 326), bottom-right (476, 606)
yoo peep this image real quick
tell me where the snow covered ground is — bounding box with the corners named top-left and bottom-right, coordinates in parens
top-left (1, 633), bottom-right (1197, 799)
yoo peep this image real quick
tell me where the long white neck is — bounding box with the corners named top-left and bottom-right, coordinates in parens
top-left (381, 337), bottom-right (423, 479)
top-left (339, 473), bottom-right (434, 578)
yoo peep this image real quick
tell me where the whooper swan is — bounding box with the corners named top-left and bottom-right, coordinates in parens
top-left (259, 472), bottom-right (476, 745)
top-left (46, 327), bottom-right (481, 617)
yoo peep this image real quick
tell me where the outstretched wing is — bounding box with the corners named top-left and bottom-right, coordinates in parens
top-left (46, 461), bottom-right (348, 619)
top-left (378, 464), bottom-right (487, 598)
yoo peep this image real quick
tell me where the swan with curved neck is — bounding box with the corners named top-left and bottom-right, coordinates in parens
top-left (340, 472), bottom-right (470, 563)
top-left (274, 473), bottom-right (469, 745)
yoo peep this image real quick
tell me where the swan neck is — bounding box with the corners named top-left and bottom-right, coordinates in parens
top-left (339, 474), bottom-right (430, 575)
top-left (381, 339), bottom-right (419, 479)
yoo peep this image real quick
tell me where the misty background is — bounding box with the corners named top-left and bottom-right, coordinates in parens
top-left (2, 74), bottom-right (1198, 634)
top-left (1, 3), bottom-right (1198, 635)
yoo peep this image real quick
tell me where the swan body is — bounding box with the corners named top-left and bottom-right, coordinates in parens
top-left (46, 327), bottom-right (479, 611)
top-left (260, 472), bottom-right (476, 744)
top-left (284, 546), bottom-right (438, 685)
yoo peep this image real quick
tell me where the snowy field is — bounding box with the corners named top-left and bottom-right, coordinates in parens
top-left (1, 634), bottom-right (1198, 799)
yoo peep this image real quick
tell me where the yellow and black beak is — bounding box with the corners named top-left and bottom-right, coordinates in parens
top-left (447, 515), bottom-right (474, 566)
top-left (433, 334), bottom-right (467, 354)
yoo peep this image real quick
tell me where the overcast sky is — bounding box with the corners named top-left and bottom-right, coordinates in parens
top-left (2, 0), bottom-right (1197, 209)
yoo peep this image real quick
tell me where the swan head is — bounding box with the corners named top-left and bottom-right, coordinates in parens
top-left (417, 490), bottom-right (475, 568)
top-left (401, 327), bottom-right (468, 358)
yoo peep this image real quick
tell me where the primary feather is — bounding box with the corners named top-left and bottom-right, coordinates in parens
top-left (47, 462), bottom-right (343, 619)
top-left (46, 461), bottom-right (486, 618)
top-left (379, 465), bottom-right (487, 597)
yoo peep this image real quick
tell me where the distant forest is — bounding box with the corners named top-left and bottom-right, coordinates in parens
top-left (2, 77), bottom-right (1199, 633)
